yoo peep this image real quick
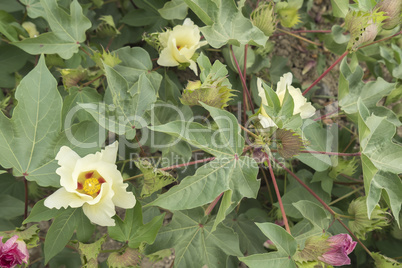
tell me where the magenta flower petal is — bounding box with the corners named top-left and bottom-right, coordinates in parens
top-left (318, 234), bottom-right (357, 266)
top-left (0, 235), bottom-right (29, 268)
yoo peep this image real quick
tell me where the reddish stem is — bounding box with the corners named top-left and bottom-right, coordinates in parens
top-left (265, 153), bottom-right (291, 234)
top-left (243, 44), bottom-right (248, 81)
top-left (313, 108), bottom-right (340, 121)
top-left (160, 157), bottom-right (216, 171)
top-left (24, 178), bottom-right (28, 220)
top-left (302, 50), bottom-right (348, 96)
top-left (272, 157), bottom-right (372, 256)
top-left (135, 134), bottom-right (145, 155)
top-left (273, 158), bottom-right (336, 215)
top-left (300, 150), bottom-right (361, 156)
top-left (205, 192), bottom-right (224, 216)
top-left (229, 45), bottom-right (255, 115)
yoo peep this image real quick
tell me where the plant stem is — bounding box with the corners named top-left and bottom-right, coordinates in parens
top-left (239, 124), bottom-right (259, 139)
top-left (273, 157), bottom-right (373, 256)
top-left (81, 74), bottom-right (104, 87)
top-left (265, 153), bottom-right (291, 234)
top-left (79, 46), bottom-right (92, 57)
top-left (359, 30), bottom-right (402, 49)
top-left (205, 192), bottom-right (224, 216)
top-left (300, 150), bottom-right (361, 156)
top-left (261, 168), bottom-right (274, 205)
top-left (229, 45), bottom-right (255, 116)
top-left (243, 44), bottom-right (248, 81)
top-left (276, 28), bottom-right (322, 46)
top-left (329, 186), bottom-right (364, 205)
top-left (302, 50), bottom-right (348, 96)
top-left (135, 134), bottom-right (145, 155)
top-left (313, 108), bottom-right (340, 121)
top-left (24, 178), bottom-right (28, 220)
top-left (123, 173), bottom-right (144, 182)
top-left (273, 158), bottom-right (336, 215)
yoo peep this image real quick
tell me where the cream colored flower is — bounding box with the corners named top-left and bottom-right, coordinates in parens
top-left (44, 141), bottom-right (136, 226)
top-left (21, 22), bottom-right (39, 38)
top-left (157, 18), bottom-right (207, 75)
top-left (276, 72), bottom-right (315, 119)
top-left (257, 78), bottom-right (277, 128)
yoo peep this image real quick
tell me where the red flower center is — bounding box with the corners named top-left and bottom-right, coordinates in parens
top-left (77, 170), bottom-right (106, 197)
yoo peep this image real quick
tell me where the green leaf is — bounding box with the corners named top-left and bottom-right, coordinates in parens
top-left (158, 0), bottom-right (188, 20)
top-left (0, 55), bottom-right (62, 187)
top-left (148, 104), bottom-right (259, 218)
top-left (114, 46), bottom-right (162, 90)
top-left (239, 222), bottom-right (297, 268)
top-left (44, 208), bottom-right (80, 264)
top-left (224, 213), bottom-right (267, 255)
top-left (20, 0), bottom-right (45, 19)
top-left (75, 209), bottom-right (96, 243)
top-left (108, 202), bottom-right (164, 248)
top-left (23, 199), bottom-right (62, 224)
top-left (292, 200), bottom-right (331, 230)
top-left (0, 10), bottom-right (19, 42)
top-left (330, 0), bottom-right (348, 18)
top-left (0, 44), bottom-right (30, 88)
top-left (146, 208), bottom-right (243, 268)
top-left (134, 159), bottom-right (176, 198)
top-left (122, 9), bottom-right (161, 26)
top-left (240, 251), bottom-right (297, 268)
top-left (339, 61), bottom-right (397, 120)
top-left (357, 100), bottom-right (402, 226)
top-left (0, 173), bottom-right (25, 201)
top-left (78, 235), bottom-right (106, 266)
top-left (183, 0), bottom-right (268, 48)
top-left (62, 87), bottom-right (102, 125)
top-left (0, 195), bottom-right (25, 220)
top-left (295, 120), bottom-right (333, 171)
top-left (13, 0), bottom-right (91, 59)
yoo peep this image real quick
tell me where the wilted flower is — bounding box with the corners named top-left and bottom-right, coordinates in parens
top-left (21, 22), bottom-right (39, 38)
top-left (250, 2), bottom-right (277, 37)
top-left (318, 234), bottom-right (357, 266)
top-left (44, 141), bottom-right (136, 226)
top-left (375, 0), bottom-right (402, 30)
top-left (157, 18), bottom-right (208, 75)
top-left (0, 236), bottom-right (29, 268)
top-left (348, 196), bottom-right (389, 240)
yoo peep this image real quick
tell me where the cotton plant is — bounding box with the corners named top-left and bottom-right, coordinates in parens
top-left (1, 0), bottom-right (401, 267)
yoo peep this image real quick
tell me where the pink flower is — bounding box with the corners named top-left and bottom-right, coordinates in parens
top-left (318, 234), bottom-right (357, 266)
top-left (0, 236), bottom-right (29, 268)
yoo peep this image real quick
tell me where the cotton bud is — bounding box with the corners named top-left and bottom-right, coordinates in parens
top-left (375, 0), bottom-right (402, 30)
top-left (348, 196), bottom-right (389, 240)
top-left (273, 129), bottom-right (304, 158)
top-left (250, 2), bottom-right (277, 37)
top-left (21, 22), bottom-right (39, 38)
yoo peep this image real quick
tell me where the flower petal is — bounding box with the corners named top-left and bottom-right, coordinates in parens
top-left (55, 146), bottom-right (81, 190)
top-left (44, 188), bottom-right (89, 209)
top-left (257, 78), bottom-right (269, 106)
top-left (3, 235), bottom-right (18, 251)
top-left (100, 141), bottom-right (119, 164)
top-left (158, 47), bottom-right (180, 67)
top-left (15, 240), bottom-right (29, 262)
top-left (82, 193), bottom-right (116, 226)
top-left (112, 182), bottom-right (136, 209)
top-left (258, 114), bottom-right (277, 128)
top-left (276, 72), bottom-right (293, 95)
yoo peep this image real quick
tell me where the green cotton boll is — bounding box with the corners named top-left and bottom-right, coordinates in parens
top-left (348, 196), bottom-right (390, 240)
top-left (250, 2), bottom-right (277, 37)
top-left (375, 0), bottom-right (402, 30)
top-left (275, 2), bottom-right (301, 28)
top-left (345, 10), bottom-right (388, 51)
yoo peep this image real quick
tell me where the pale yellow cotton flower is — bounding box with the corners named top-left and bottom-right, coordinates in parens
top-left (257, 78), bottom-right (277, 128)
top-left (157, 18), bottom-right (207, 75)
top-left (276, 73), bottom-right (316, 119)
top-left (44, 141), bottom-right (136, 226)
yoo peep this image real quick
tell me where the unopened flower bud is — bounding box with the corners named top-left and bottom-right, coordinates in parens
top-left (22, 22), bottom-right (39, 38)
top-left (348, 196), bottom-right (389, 240)
top-left (375, 0), bottom-right (402, 30)
top-left (250, 2), bottom-right (277, 37)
